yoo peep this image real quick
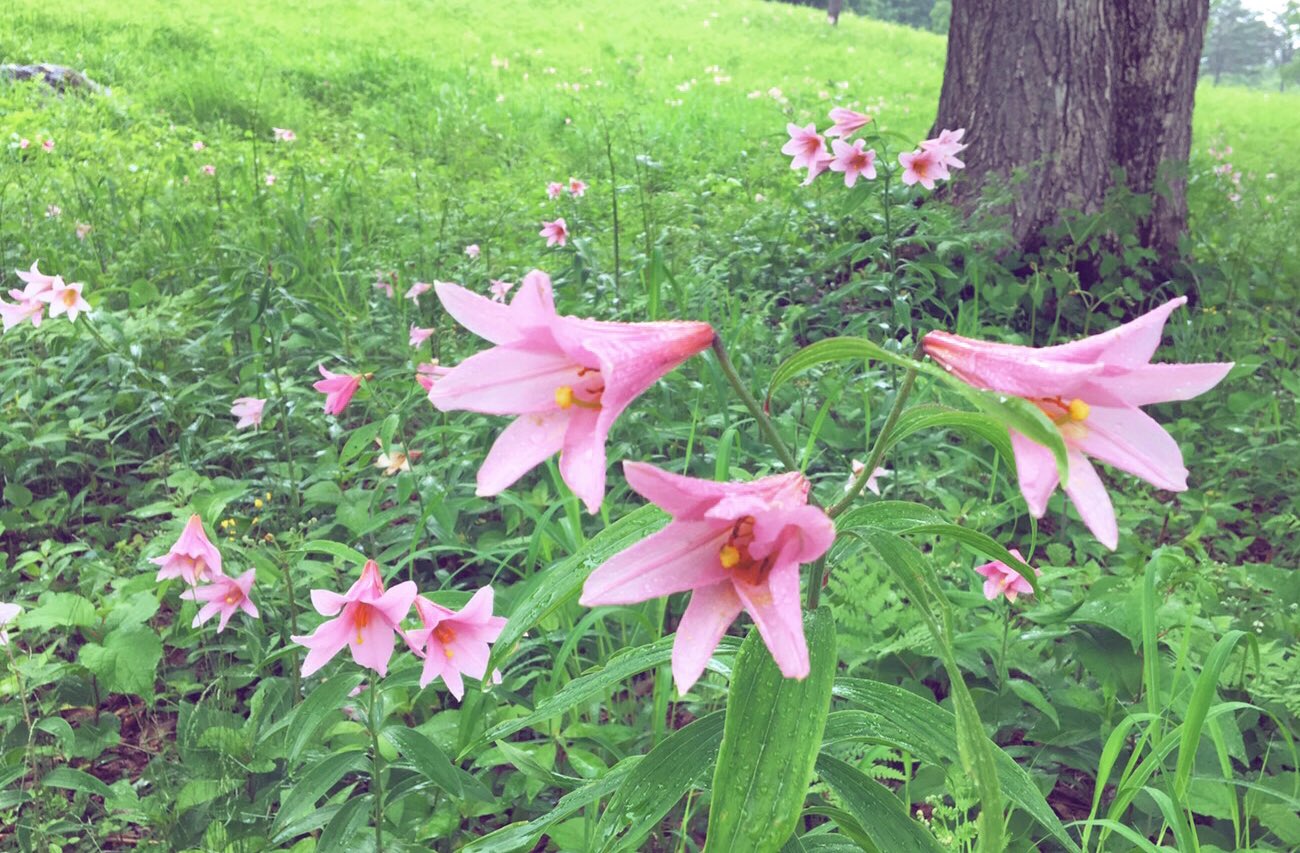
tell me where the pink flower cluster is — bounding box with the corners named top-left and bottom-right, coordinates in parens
top-left (0, 262), bottom-right (91, 333)
top-left (151, 515), bottom-right (259, 633)
top-left (783, 107), bottom-right (966, 190)
top-left (546, 177), bottom-right (587, 200)
top-left (291, 559), bottom-right (506, 699)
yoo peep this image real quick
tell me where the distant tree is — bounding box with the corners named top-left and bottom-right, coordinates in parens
top-left (931, 0), bottom-right (1210, 269)
top-left (1203, 0), bottom-right (1280, 83)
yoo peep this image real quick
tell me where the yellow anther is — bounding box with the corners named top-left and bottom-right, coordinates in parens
top-left (719, 545), bottom-right (741, 569)
top-left (555, 385), bottom-right (575, 409)
top-left (444, 648), bottom-right (454, 659)
top-left (1067, 399), bottom-right (1090, 421)
top-left (225, 595), bottom-right (236, 605)
top-left (254, 498), bottom-right (263, 509)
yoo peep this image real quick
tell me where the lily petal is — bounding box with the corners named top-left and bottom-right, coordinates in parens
top-left (1075, 405), bottom-right (1188, 491)
top-left (1011, 431), bottom-right (1062, 517)
top-left (476, 410), bottom-right (570, 496)
top-left (580, 520), bottom-right (730, 606)
top-left (1062, 451), bottom-right (1119, 550)
top-left (733, 561), bottom-right (809, 680)
top-left (672, 581), bottom-right (744, 694)
top-left (430, 346), bottom-right (579, 415)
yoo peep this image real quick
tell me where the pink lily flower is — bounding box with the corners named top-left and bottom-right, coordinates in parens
top-left (581, 463), bottom-right (835, 693)
top-left (42, 139), bottom-right (54, 153)
top-left (0, 298), bottom-right (44, 332)
top-left (264, 173), bottom-right (277, 186)
top-left (313, 366), bottom-right (368, 416)
top-left (923, 297), bottom-right (1233, 549)
top-left (898, 148), bottom-right (950, 190)
top-left (974, 549), bottom-right (1039, 603)
top-left (18, 138), bottom-right (29, 149)
top-left (45, 205), bottom-right (61, 219)
top-left (825, 107), bottom-right (872, 138)
top-left (920, 128), bottom-right (967, 170)
top-left (568, 177), bottom-right (588, 197)
top-left (150, 514), bottom-right (222, 584)
top-left (193, 141), bottom-right (206, 151)
top-left (410, 324), bottom-right (435, 348)
top-left (465, 243), bottom-right (481, 259)
top-left (546, 181), bottom-right (565, 200)
top-left (0, 602), bottom-right (21, 646)
top-left (489, 279), bottom-right (514, 302)
top-left (428, 271), bottom-right (714, 513)
top-left (846, 460), bottom-right (890, 495)
top-left (540, 218), bottom-right (569, 247)
top-left (415, 360), bottom-right (449, 394)
top-left (406, 281), bottom-right (432, 305)
top-left (272, 127), bottom-right (297, 142)
top-left (782, 123), bottom-right (830, 182)
top-left (76, 223), bottom-right (92, 241)
top-left (829, 139), bottom-right (877, 187)
top-left (201, 164), bottom-right (216, 176)
top-left (182, 569), bottom-right (259, 632)
top-left (291, 559), bottom-right (418, 677)
top-left (404, 587), bottom-right (508, 699)
top-left (373, 271), bottom-right (395, 299)
top-left (16, 261), bottom-right (59, 295)
top-left (231, 397), bottom-right (266, 429)
top-left (42, 280), bottom-right (91, 322)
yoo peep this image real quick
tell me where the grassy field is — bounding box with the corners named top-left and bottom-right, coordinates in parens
top-left (2, 0), bottom-right (1298, 850)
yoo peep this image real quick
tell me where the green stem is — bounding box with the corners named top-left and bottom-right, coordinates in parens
top-left (709, 337), bottom-right (800, 474)
top-left (369, 683), bottom-right (384, 852)
top-left (269, 327), bottom-right (301, 512)
top-left (279, 549), bottom-right (301, 701)
top-left (824, 343), bottom-right (924, 520)
top-left (997, 605), bottom-right (1011, 696)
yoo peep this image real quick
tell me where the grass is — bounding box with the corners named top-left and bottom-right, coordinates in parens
top-left (1, 0), bottom-right (1298, 850)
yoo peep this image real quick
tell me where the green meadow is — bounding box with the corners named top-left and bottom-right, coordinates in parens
top-left (2, 0), bottom-right (1297, 850)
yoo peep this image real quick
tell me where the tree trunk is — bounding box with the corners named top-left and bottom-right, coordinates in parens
top-left (931, 0), bottom-right (1209, 266)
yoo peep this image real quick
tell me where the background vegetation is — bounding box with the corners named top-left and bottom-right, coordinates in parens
top-left (1, 0), bottom-right (1297, 849)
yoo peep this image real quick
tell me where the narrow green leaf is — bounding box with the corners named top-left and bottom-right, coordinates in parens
top-left (882, 404), bottom-right (1014, 465)
top-left (339, 421), bottom-right (382, 466)
top-left (382, 725), bottom-right (462, 797)
top-left (899, 523), bottom-right (1040, 596)
top-left (816, 753), bottom-right (945, 852)
top-left (594, 711), bottom-right (725, 851)
top-left (287, 672), bottom-right (365, 763)
top-left (1174, 630), bottom-right (1252, 798)
top-left (275, 749), bottom-right (367, 831)
top-left (765, 337), bottom-right (923, 406)
top-left (707, 607), bottom-right (837, 852)
top-left (299, 540), bottom-right (368, 566)
top-left (317, 793), bottom-right (372, 853)
top-left (41, 767), bottom-right (113, 799)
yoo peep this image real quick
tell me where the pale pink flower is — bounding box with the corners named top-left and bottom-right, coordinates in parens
top-left (828, 139), bottom-right (877, 187)
top-left (375, 441), bottom-right (421, 475)
top-left (18, 138), bottom-right (29, 150)
top-left (547, 181), bottom-right (565, 200)
top-left (489, 279), bottom-right (513, 302)
top-left (923, 297), bottom-right (1233, 549)
top-left (0, 298), bottom-right (44, 332)
top-left (15, 261), bottom-right (59, 295)
top-left (181, 569), bottom-right (259, 632)
top-left (373, 272), bottom-right (395, 299)
top-left (846, 460), bottom-right (889, 495)
top-left (410, 324), bottom-right (435, 348)
top-left (202, 164), bottom-right (216, 176)
top-left (1, 262), bottom-right (56, 332)
top-left (291, 559), bottom-right (418, 677)
top-left (45, 205), bottom-right (61, 218)
top-left (540, 218), bottom-right (568, 247)
top-left (428, 271), bottom-right (714, 513)
top-left (974, 550), bottom-right (1039, 603)
top-left (781, 123), bottom-right (830, 182)
top-left (193, 141), bottom-right (206, 151)
top-left (0, 602), bottom-right (21, 646)
top-left (272, 127), bottom-right (297, 142)
top-left (231, 397), bottom-right (266, 429)
top-left (464, 243), bottom-right (480, 259)
top-left (404, 587), bottom-right (507, 699)
top-left (406, 281), bottom-right (432, 305)
top-left (42, 139), bottom-right (54, 153)
top-left (568, 177), bottom-right (588, 197)
top-left (825, 107), bottom-right (871, 138)
top-left (920, 128), bottom-right (967, 170)
top-left (39, 279), bottom-right (90, 322)
top-left (76, 223), bottom-right (92, 241)
top-left (313, 366), bottom-right (367, 416)
top-left (416, 361), bottom-right (450, 394)
top-left (898, 148), bottom-right (949, 190)
top-left (150, 514), bottom-right (223, 584)
top-left (264, 173), bottom-right (277, 186)
top-left (581, 463), bottom-right (835, 693)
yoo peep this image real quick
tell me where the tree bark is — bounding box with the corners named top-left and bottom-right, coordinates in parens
top-left (932, 0), bottom-right (1209, 265)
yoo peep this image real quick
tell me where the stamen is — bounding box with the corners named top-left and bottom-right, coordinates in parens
top-left (1067, 399), bottom-right (1090, 421)
top-left (719, 545), bottom-right (741, 569)
top-left (555, 385), bottom-right (575, 409)
top-left (224, 595), bottom-right (236, 605)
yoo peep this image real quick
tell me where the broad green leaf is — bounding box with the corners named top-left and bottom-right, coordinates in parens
top-left (22, 592), bottom-right (97, 630)
top-left (833, 500), bottom-right (948, 533)
top-left (899, 523), bottom-right (1040, 596)
top-left (41, 766), bottom-right (113, 799)
top-left (299, 540), bottom-right (368, 566)
top-left (383, 725), bottom-right (462, 797)
top-left (286, 672), bottom-right (365, 763)
top-left (594, 710), bottom-right (725, 851)
top-left (765, 337), bottom-right (922, 406)
top-left (78, 625), bottom-right (162, 698)
top-left (275, 749), bottom-right (367, 832)
top-left (815, 753), bottom-right (945, 852)
top-left (707, 607), bottom-right (837, 852)
top-left (317, 793), bottom-right (372, 853)
top-left (339, 421), bottom-right (382, 466)
top-left (488, 503), bottom-right (667, 673)
top-left (882, 404), bottom-right (1015, 465)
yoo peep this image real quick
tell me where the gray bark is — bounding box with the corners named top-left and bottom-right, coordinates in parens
top-left (932, 0), bottom-right (1208, 265)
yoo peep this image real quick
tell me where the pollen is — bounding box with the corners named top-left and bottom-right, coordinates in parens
top-left (719, 544), bottom-right (741, 569)
top-left (1067, 399), bottom-right (1090, 421)
top-left (555, 385), bottom-right (575, 409)
top-left (225, 594), bottom-right (236, 604)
